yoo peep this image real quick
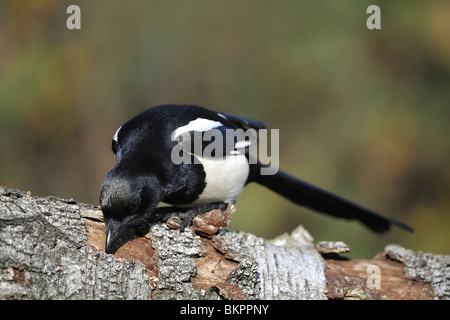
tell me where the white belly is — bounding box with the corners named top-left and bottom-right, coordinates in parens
top-left (190, 154), bottom-right (249, 206)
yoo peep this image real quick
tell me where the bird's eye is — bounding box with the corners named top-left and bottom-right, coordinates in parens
top-left (178, 136), bottom-right (183, 142)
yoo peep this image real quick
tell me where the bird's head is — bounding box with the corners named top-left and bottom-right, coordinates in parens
top-left (99, 167), bottom-right (158, 254)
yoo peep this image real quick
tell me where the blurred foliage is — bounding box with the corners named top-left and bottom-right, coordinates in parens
top-left (1, 1), bottom-right (449, 257)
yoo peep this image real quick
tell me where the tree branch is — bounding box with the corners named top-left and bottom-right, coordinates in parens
top-left (1, 186), bottom-right (448, 300)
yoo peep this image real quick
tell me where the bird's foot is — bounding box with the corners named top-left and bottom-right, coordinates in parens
top-left (178, 202), bottom-right (230, 233)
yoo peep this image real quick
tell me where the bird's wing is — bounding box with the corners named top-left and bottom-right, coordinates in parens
top-left (216, 112), bottom-right (268, 130)
top-left (171, 117), bottom-right (256, 159)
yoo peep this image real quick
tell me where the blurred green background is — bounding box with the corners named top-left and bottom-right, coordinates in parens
top-left (1, 1), bottom-right (449, 257)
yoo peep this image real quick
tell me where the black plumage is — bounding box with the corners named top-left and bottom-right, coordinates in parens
top-left (100, 104), bottom-right (413, 253)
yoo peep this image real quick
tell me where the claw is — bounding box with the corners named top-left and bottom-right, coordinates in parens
top-left (177, 203), bottom-right (229, 233)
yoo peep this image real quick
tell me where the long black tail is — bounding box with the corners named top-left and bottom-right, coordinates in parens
top-left (255, 168), bottom-right (413, 233)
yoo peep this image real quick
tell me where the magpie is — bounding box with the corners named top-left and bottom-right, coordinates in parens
top-left (100, 104), bottom-right (413, 254)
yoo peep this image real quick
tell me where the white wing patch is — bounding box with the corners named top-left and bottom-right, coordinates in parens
top-left (234, 140), bottom-right (252, 149)
top-left (171, 118), bottom-right (223, 140)
top-left (217, 113), bottom-right (228, 120)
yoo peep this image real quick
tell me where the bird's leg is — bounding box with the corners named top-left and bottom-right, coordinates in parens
top-left (150, 206), bottom-right (181, 223)
top-left (178, 202), bottom-right (228, 233)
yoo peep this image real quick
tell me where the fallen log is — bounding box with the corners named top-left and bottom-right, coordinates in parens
top-left (1, 186), bottom-right (448, 300)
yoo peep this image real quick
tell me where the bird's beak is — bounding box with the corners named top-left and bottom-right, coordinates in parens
top-left (105, 218), bottom-right (127, 254)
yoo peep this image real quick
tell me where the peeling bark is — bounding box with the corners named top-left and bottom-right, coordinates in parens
top-left (1, 186), bottom-right (449, 300)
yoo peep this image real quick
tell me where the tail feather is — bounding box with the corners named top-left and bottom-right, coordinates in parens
top-left (255, 169), bottom-right (413, 233)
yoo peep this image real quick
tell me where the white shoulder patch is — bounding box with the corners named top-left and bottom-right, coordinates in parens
top-left (113, 126), bottom-right (122, 142)
top-left (171, 118), bottom-right (223, 140)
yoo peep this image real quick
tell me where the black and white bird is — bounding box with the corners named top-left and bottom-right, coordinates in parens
top-left (100, 104), bottom-right (413, 253)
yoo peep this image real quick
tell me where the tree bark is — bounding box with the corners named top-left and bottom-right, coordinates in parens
top-left (1, 186), bottom-right (448, 300)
